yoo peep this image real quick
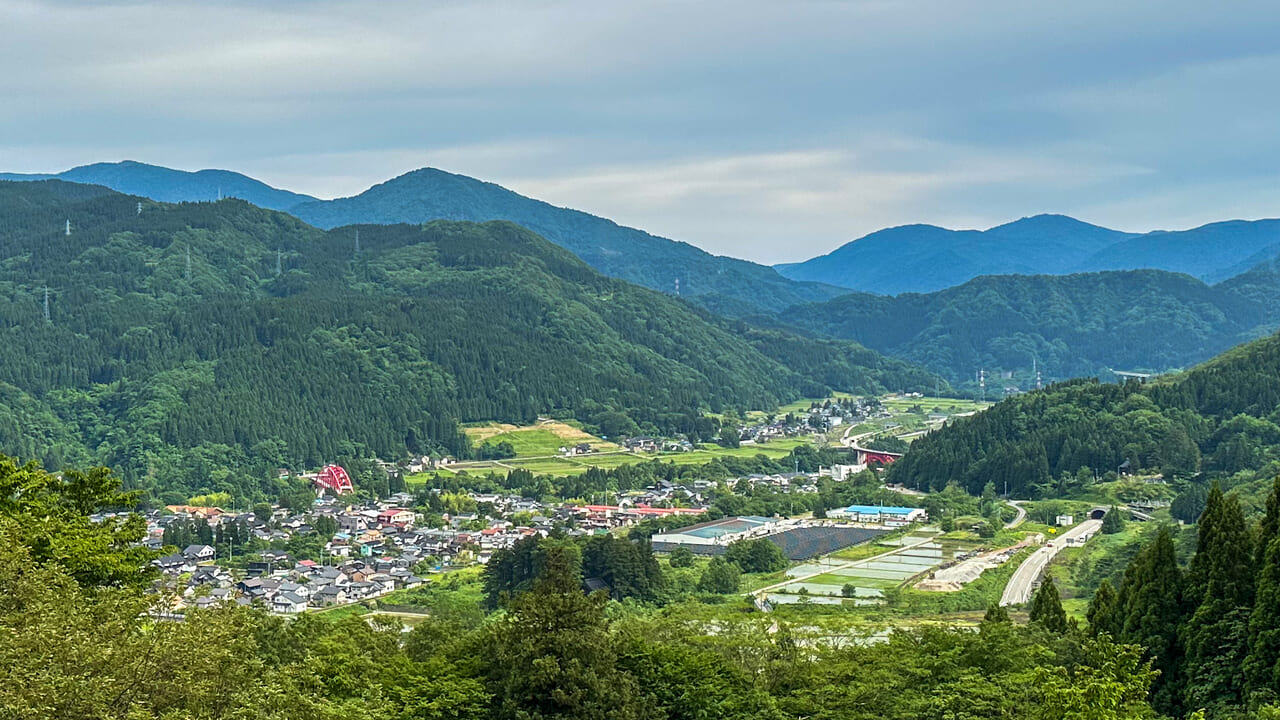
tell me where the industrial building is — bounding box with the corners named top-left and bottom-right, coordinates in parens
top-left (826, 504), bottom-right (927, 526)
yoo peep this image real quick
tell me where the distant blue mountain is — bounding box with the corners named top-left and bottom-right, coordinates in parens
top-left (0, 161), bottom-right (316, 211)
top-left (776, 214), bottom-right (1280, 294)
top-left (0, 162), bottom-right (844, 313)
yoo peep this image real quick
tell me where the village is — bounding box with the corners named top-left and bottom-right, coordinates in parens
top-left (131, 459), bottom-right (916, 616)
top-left (112, 394), bottom-right (987, 617)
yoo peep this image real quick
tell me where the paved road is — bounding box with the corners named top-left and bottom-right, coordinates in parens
top-left (1005, 500), bottom-right (1027, 529)
top-left (1000, 519), bottom-right (1102, 606)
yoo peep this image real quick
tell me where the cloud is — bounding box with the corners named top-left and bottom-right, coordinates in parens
top-left (2, 0), bottom-right (1279, 263)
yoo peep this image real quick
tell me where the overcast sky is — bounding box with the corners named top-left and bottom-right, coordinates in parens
top-left (2, 1), bottom-right (1279, 264)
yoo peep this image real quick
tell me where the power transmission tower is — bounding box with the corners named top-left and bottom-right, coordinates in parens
top-left (185, 246), bottom-right (192, 280)
top-left (354, 229), bottom-right (360, 256)
top-left (43, 286), bottom-right (50, 322)
top-left (137, 201), bottom-right (142, 216)
top-left (65, 220), bottom-right (71, 236)
top-left (276, 247), bottom-right (283, 276)
top-left (674, 278), bottom-right (680, 296)
top-left (979, 368), bottom-right (986, 402)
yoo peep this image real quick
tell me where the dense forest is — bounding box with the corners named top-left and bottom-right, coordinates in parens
top-left (287, 167), bottom-right (849, 313)
top-left (776, 267), bottom-right (1280, 385)
top-left (0, 181), bottom-right (935, 503)
top-left (1, 454), bottom-right (1165, 719)
top-left (887, 330), bottom-right (1280, 503)
top-left (1085, 478), bottom-right (1280, 718)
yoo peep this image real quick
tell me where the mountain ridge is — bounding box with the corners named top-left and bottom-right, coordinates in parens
top-left (775, 266), bottom-right (1280, 386)
top-left (0, 162), bottom-right (846, 314)
top-left (777, 213), bottom-right (1280, 294)
top-left (0, 179), bottom-right (936, 501)
top-left (0, 160), bottom-right (317, 211)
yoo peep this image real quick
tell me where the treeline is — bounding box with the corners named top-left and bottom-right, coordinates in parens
top-left (0, 452), bottom-right (1175, 719)
top-left (888, 332), bottom-right (1280, 498)
top-left (418, 445), bottom-right (916, 517)
top-left (0, 181), bottom-right (937, 504)
top-left (483, 532), bottom-right (788, 608)
top-left (1085, 478), bottom-right (1280, 718)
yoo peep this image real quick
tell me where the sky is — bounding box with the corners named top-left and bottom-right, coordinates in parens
top-left (2, 1), bottom-right (1279, 264)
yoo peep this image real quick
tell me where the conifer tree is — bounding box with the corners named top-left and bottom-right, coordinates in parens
top-left (1245, 476), bottom-right (1280, 703)
top-left (1100, 506), bottom-right (1125, 534)
top-left (1183, 483), bottom-right (1254, 712)
top-left (983, 602), bottom-right (1010, 624)
top-left (1087, 579), bottom-right (1120, 637)
top-left (1256, 475), bottom-right (1280, 569)
top-left (1117, 525), bottom-right (1186, 717)
top-left (1029, 577), bottom-right (1068, 634)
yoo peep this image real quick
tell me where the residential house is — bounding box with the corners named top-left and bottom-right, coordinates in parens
top-left (182, 544), bottom-right (216, 562)
top-left (271, 591), bottom-right (308, 614)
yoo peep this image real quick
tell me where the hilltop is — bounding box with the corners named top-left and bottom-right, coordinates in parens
top-left (0, 160), bottom-right (317, 211)
top-left (776, 267), bottom-right (1280, 385)
top-left (887, 329), bottom-right (1280, 498)
top-left (0, 162), bottom-right (845, 314)
top-left (777, 213), bottom-right (1280, 295)
top-left (0, 180), bottom-right (934, 501)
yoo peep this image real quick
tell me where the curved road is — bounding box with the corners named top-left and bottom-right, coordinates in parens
top-left (1000, 519), bottom-right (1102, 606)
top-left (1005, 500), bottom-right (1027, 529)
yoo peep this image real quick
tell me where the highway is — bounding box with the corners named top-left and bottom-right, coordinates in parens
top-left (1000, 518), bottom-right (1102, 606)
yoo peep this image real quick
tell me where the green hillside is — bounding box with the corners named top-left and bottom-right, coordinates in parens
top-left (778, 268), bottom-right (1280, 385)
top-left (887, 330), bottom-right (1280, 498)
top-left (0, 181), bottom-right (933, 502)
top-left (287, 167), bottom-right (848, 313)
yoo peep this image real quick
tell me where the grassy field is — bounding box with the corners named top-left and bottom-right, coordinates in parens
top-left (409, 435), bottom-right (816, 483)
top-left (418, 392), bottom-right (993, 483)
top-left (463, 420), bottom-right (621, 456)
top-left (879, 395), bottom-right (991, 415)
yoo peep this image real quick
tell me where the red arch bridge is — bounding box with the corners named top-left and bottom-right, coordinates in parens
top-left (313, 464), bottom-right (354, 494)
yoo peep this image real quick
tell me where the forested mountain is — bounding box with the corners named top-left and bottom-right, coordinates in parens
top-left (777, 268), bottom-right (1280, 384)
top-left (0, 180), bottom-right (933, 503)
top-left (0, 160), bottom-right (316, 211)
top-left (887, 330), bottom-right (1280, 499)
top-left (0, 162), bottom-right (846, 314)
top-left (776, 213), bottom-right (1280, 294)
top-left (286, 168), bottom-right (847, 313)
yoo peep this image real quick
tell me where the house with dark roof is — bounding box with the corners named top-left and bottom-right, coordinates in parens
top-left (154, 553), bottom-right (195, 575)
top-left (182, 544), bottom-right (216, 562)
top-left (271, 591), bottom-right (308, 614)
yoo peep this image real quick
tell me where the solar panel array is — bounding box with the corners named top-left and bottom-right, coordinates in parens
top-left (766, 526), bottom-right (888, 560)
